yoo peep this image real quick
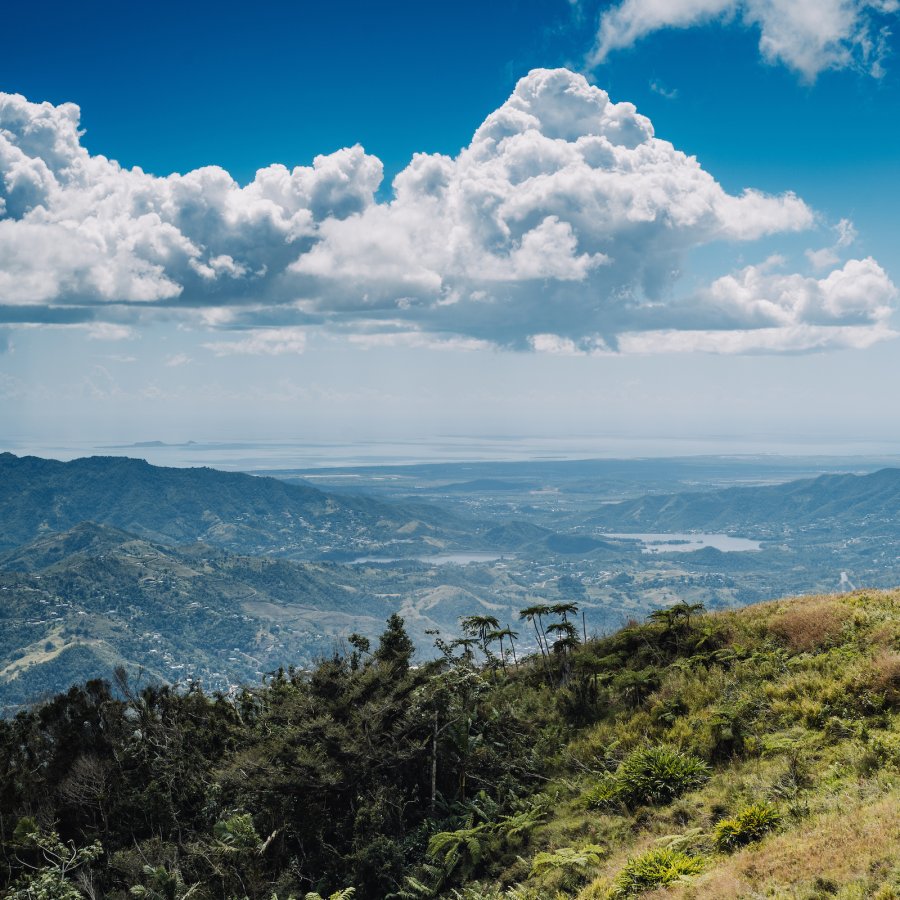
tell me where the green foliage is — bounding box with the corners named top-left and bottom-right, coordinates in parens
top-left (304, 890), bottom-right (356, 900)
top-left (713, 801), bottom-right (782, 851)
top-left (426, 802), bottom-right (546, 885)
top-left (609, 848), bottom-right (705, 897)
top-left (5, 819), bottom-right (103, 900)
top-left (129, 865), bottom-right (198, 900)
top-left (1, 593), bottom-right (899, 900)
top-left (428, 819), bottom-right (492, 879)
top-left (213, 812), bottom-right (263, 853)
top-left (586, 746), bottom-right (710, 809)
top-left (529, 844), bottom-right (605, 878)
top-left (375, 613), bottom-right (416, 670)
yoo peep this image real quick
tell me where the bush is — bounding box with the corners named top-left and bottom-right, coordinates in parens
top-left (615, 746), bottom-right (709, 807)
top-left (713, 801), bottom-right (781, 851)
top-left (585, 746), bottom-right (709, 810)
top-left (610, 848), bottom-right (704, 896)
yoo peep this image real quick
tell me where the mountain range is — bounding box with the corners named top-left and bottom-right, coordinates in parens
top-left (0, 452), bottom-right (473, 559)
top-left (589, 467), bottom-right (900, 536)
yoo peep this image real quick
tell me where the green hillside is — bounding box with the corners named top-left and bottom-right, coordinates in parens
top-left (589, 468), bottom-right (900, 536)
top-left (0, 453), bottom-right (473, 559)
top-left (0, 590), bottom-right (897, 899)
top-left (0, 522), bottom-right (444, 713)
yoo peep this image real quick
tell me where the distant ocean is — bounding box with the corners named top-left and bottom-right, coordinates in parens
top-left (4, 435), bottom-right (900, 471)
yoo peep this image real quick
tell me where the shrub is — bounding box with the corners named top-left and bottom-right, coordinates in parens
top-left (610, 848), bottom-right (704, 896)
top-left (615, 746), bottom-right (710, 807)
top-left (585, 746), bottom-right (709, 810)
top-left (713, 801), bottom-right (781, 851)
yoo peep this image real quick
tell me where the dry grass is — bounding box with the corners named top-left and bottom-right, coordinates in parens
top-left (768, 598), bottom-right (852, 653)
top-left (870, 649), bottom-right (900, 703)
top-left (639, 790), bottom-right (900, 899)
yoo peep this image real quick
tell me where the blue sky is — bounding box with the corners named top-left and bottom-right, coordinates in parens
top-left (2, 0), bottom-right (899, 453)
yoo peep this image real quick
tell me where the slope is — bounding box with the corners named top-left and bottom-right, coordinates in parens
top-left (0, 452), bottom-right (475, 558)
top-left (588, 467), bottom-right (900, 536)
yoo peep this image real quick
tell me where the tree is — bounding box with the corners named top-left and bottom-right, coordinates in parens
top-left (348, 633), bottom-right (371, 671)
top-left (518, 605), bottom-right (552, 661)
top-left (374, 614), bottom-right (415, 671)
top-left (549, 602), bottom-right (579, 624)
top-left (449, 637), bottom-right (478, 664)
top-left (546, 620), bottom-right (579, 654)
top-left (459, 615), bottom-right (501, 661)
top-left (487, 626), bottom-right (519, 671)
top-left (6, 818), bottom-right (102, 900)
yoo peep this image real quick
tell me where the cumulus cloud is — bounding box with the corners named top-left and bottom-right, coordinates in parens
top-left (590, 0), bottom-right (898, 80)
top-left (0, 70), bottom-right (894, 354)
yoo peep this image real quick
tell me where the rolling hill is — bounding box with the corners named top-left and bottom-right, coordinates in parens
top-left (0, 452), bottom-right (475, 559)
top-left (589, 467), bottom-right (900, 536)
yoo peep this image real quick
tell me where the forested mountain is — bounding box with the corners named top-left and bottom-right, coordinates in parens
top-left (0, 522), bottom-right (517, 714)
top-left (0, 590), bottom-right (897, 899)
top-left (0, 453), bottom-right (474, 559)
top-left (589, 467), bottom-right (900, 535)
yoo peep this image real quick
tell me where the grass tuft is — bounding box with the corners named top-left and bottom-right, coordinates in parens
top-left (713, 801), bottom-right (781, 852)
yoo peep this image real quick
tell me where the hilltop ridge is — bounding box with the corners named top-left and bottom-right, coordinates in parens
top-left (590, 467), bottom-right (900, 534)
top-left (0, 452), bottom-right (474, 559)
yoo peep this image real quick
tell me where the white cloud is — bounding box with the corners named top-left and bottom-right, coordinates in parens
top-left (164, 352), bottom-right (192, 367)
top-left (0, 71), bottom-right (894, 355)
top-left (805, 247), bottom-right (841, 270)
top-left (203, 328), bottom-right (307, 356)
top-left (85, 322), bottom-right (133, 341)
top-left (617, 322), bottom-right (895, 353)
top-left (649, 79), bottom-right (679, 99)
top-left (701, 256), bottom-right (896, 328)
top-left (805, 217), bottom-right (859, 270)
top-left (346, 330), bottom-right (495, 352)
top-left (590, 0), bottom-right (899, 80)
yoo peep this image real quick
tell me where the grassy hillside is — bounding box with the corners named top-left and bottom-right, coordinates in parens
top-left (0, 590), bottom-right (897, 899)
top-left (505, 589), bottom-right (900, 900)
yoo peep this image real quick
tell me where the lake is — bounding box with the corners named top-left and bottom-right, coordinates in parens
top-left (350, 551), bottom-right (513, 565)
top-left (603, 533), bottom-right (761, 553)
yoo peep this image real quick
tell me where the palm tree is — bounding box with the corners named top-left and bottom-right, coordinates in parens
top-left (546, 620), bottom-right (579, 654)
top-left (672, 600), bottom-right (705, 628)
top-left (460, 614), bottom-right (501, 660)
top-left (550, 601), bottom-right (579, 624)
top-left (499, 625), bottom-right (519, 667)
top-left (487, 626), bottom-right (520, 672)
top-left (518, 604), bottom-right (552, 660)
top-left (449, 637), bottom-right (478, 663)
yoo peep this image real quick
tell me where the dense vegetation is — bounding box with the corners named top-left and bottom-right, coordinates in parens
top-left (1, 590), bottom-right (898, 899)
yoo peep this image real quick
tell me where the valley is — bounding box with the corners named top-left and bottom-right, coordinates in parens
top-left (1, 452), bottom-right (899, 713)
